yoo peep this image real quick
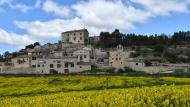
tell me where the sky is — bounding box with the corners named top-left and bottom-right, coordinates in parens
top-left (0, 0), bottom-right (190, 54)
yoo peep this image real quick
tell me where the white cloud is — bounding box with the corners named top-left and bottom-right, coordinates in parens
top-left (0, 28), bottom-right (35, 48)
top-left (131, 0), bottom-right (190, 16)
top-left (9, 3), bottom-right (33, 13)
top-left (0, 0), bottom-right (42, 13)
top-left (14, 18), bottom-right (84, 39)
top-left (72, 0), bottom-right (152, 31)
top-left (42, 0), bottom-right (70, 17)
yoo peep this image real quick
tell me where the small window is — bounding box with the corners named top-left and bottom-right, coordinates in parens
top-left (57, 64), bottom-right (61, 68)
top-left (80, 66), bottom-right (82, 68)
top-left (38, 64), bottom-right (40, 67)
top-left (115, 58), bottom-right (118, 60)
top-left (32, 57), bottom-right (36, 60)
top-left (80, 33), bottom-right (82, 35)
top-left (80, 37), bottom-right (82, 40)
top-left (73, 37), bottom-right (76, 40)
top-left (121, 62), bottom-right (123, 64)
top-left (74, 33), bottom-right (76, 36)
top-left (119, 58), bottom-right (121, 60)
top-left (112, 58), bottom-right (114, 60)
top-left (65, 63), bottom-right (68, 67)
top-left (42, 64), bottom-right (44, 67)
top-left (50, 64), bottom-right (54, 68)
top-left (80, 56), bottom-right (83, 61)
top-left (136, 63), bottom-right (138, 65)
top-left (84, 55), bottom-right (87, 58)
top-left (57, 60), bottom-right (61, 63)
top-left (71, 63), bottom-right (74, 67)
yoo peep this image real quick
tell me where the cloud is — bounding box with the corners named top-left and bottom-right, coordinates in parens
top-left (9, 3), bottom-right (33, 13)
top-left (72, 0), bottom-right (152, 31)
top-left (0, 0), bottom-right (42, 13)
top-left (131, 0), bottom-right (190, 16)
top-left (0, 28), bottom-right (35, 48)
top-left (14, 18), bottom-right (84, 39)
top-left (42, 0), bottom-right (70, 17)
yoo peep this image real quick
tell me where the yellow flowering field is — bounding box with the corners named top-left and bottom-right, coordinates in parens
top-left (0, 76), bottom-right (190, 107)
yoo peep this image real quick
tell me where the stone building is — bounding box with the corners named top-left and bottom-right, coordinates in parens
top-left (109, 45), bottom-right (130, 68)
top-left (36, 57), bottom-right (78, 74)
top-left (61, 29), bottom-right (89, 44)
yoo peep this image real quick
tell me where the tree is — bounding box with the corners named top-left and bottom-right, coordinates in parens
top-left (0, 54), bottom-right (4, 62)
top-left (34, 42), bottom-right (40, 47)
top-left (3, 51), bottom-right (10, 60)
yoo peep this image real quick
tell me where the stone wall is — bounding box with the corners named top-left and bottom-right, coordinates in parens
top-left (130, 66), bottom-right (189, 74)
top-left (0, 66), bottom-right (37, 74)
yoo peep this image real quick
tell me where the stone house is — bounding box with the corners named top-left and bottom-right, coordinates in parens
top-left (61, 29), bottom-right (89, 44)
top-left (109, 45), bottom-right (130, 68)
top-left (36, 57), bottom-right (78, 74)
top-left (11, 55), bottom-right (37, 68)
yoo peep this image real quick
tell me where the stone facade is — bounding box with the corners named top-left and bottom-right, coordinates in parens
top-left (109, 45), bottom-right (130, 68)
top-left (62, 29), bottom-right (89, 44)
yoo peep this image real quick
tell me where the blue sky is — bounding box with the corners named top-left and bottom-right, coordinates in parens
top-left (0, 0), bottom-right (190, 54)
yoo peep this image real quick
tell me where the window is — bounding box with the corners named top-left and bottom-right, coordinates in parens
top-left (80, 66), bottom-right (82, 68)
top-left (65, 63), bottom-right (68, 67)
top-left (71, 63), bottom-right (74, 67)
top-left (38, 64), bottom-right (40, 67)
top-left (80, 37), bottom-right (82, 40)
top-left (50, 64), bottom-right (54, 68)
top-left (84, 55), bottom-right (87, 58)
top-left (74, 33), bottom-right (75, 36)
top-left (121, 62), bottom-right (123, 64)
top-left (119, 58), bottom-right (121, 60)
top-left (112, 58), bottom-right (114, 60)
top-left (32, 57), bottom-right (36, 60)
top-left (64, 69), bottom-right (69, 73)
top-left (136, 63), bottom-right (138, 65)
top-left (80, 56), bottom-right (83, 61)
top-left (73, 37), bottom-right (76, 41)
top-left (67, 34), bottom-right (69, 36)
top-left (57, 60), bottom-right (61, 63)
top-left (115, 58), bottom-right (118, 60)
top-left (42, 64), bottom-right (44, 67)
top-left (80, 33), bottom-right (82, 35)
top-left (57, 64), bottom-right (61, 68)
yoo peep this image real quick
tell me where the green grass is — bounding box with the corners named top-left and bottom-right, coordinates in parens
top-left (0, 76), bottom-right (190, 106)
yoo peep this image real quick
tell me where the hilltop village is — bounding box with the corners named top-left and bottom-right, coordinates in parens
top-left (0, 29), bottom-right (190, 74)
